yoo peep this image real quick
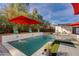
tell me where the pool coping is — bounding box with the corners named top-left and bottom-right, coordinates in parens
top-left (32, 41), bottom-right (53, 56)
top-left (32, 36), bottom-right (55, 56)
top-left (3, 42), bottom-right (26, 56)
top-left (3, 41), bottom-right (54, 56)
top-left (3, 35), bottom-right (54, 56)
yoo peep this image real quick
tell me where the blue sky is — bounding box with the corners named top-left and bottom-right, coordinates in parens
top-left (0, 3), bottom-right (8, 9)
top-left (0, 3), bottom-right (79, 24)
top-left (29, 3), bottom-right (79, 24)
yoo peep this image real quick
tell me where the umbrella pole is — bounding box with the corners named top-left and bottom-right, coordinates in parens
top-left (29, 27), bottom-right (32, 33)
top-left (37, 28), bottom-right (40, 32)
top-left (13, 25), bottom-right (19, 34)
top-left (13, 25), bottom-right (22, 42)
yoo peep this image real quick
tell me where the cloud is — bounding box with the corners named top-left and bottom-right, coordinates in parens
top-left (29, 3), bottom-right (77, 24)
top-left (1, 3), bottom-right (78, 24)
top-left (0, 3), bottom-right (8, 9)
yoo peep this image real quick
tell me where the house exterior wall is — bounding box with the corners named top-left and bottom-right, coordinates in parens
top-left (75, 28), bottom-right (79, 34)
top-left (55, 25), bottom-right (72, 34)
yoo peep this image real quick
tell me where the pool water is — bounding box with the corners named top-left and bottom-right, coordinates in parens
top-left (8, 35), bottom-right (53, 56)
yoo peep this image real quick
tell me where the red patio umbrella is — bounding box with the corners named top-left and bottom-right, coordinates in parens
top-left (68, 22), bottom-right (79, 27)
top-left (9, 16), bottom-right (41, 33)
top-left (9, 16), bottom-right (41, 25)
top-left (72, 3), bottom-right (79, 15)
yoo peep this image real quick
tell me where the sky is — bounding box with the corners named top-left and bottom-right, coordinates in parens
top-left (0, 3), bottom-right (79, 24)
top-left (29, 3), bottom-right (79, 24)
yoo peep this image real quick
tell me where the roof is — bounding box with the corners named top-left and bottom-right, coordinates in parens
top-left (68, 22), bottom-right (79, 27)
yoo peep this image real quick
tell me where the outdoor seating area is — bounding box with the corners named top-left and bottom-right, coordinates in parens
top-left (1, 3), bottom-right (79, 56)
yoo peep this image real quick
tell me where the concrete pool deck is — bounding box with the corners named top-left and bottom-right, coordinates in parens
top-left (0, 44), bottom-right (11, 56)
top-left (57, 43), bottom-right (79, 56)
top-left (1, 32), bottom-right (79, 56)
top-left (52, 34), bottom-right (79, 56)
top-left (3, 40), bottom-right (79, 56)
top-left (3, 43), bottom-right (26, 56)
top-left (3, 41), bottom-right (53, 56)
top-left (1, 32), bottom-right (43, 56)
top-left (2, 32), bottom-right (43, 43)
top-left (2, 32), bottom-right (53, 56)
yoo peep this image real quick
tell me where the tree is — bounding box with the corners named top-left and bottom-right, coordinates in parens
top-left (31, 8), bottom-right (43, 20)
top-left (31, 8), bottom-right (44, 32)
top-left (0, 4), bottom-right (51, 33)
top-left (0, 3), bottom-right (30, 33)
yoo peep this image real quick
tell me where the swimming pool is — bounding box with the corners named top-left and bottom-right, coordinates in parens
top-left (8, 35), bottom-right (54, 56)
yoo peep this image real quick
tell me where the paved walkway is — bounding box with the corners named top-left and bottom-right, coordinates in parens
top-left (53, 34), bottom-right (79, 56)
top-left (0, 44), bottom-right (11, 56)
top-left (57, 43), bottom-right (79, 56)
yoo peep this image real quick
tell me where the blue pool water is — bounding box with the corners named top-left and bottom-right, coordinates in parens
top-left (8, 35), bottom-right (53, 56)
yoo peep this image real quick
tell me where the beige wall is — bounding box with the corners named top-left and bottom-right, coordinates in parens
top-left (55, 25), bottom-right (72, 34)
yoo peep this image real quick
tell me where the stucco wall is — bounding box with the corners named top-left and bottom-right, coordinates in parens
top-left (55, 25), bottom-right (72, 34)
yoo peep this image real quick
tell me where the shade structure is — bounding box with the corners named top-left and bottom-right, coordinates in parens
top-left (9, 16), bottom-right (41, 33)
top-left (9, 16), bottom-right (41, 25)
top-left (72, 3), bottom-right (79, 15)
top-left (68, 22), bottom-right (79, 27)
